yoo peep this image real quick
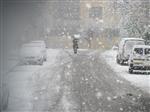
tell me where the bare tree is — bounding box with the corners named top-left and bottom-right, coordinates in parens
top-left (113, 0), bottom-right (149, 38)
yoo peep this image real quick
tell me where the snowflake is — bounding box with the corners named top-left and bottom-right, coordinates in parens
top-left (96, 92), bottom-right (103, 99)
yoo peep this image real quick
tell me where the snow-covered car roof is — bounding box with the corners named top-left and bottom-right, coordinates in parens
top-left (31, 40), bottom-right (45, 45)
top-left (22, 43), bottom-right (33, 47)
top-left (122, 38), bottom-right (144, 41)
top-left (31, 40), bottom-right (45, 43)
top-left (133, 45), bottom-right (150, 49)
top-left (22, 43), bottom-right (43, 47)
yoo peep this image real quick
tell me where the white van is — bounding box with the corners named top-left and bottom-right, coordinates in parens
top-left (128, 45), bottom-right (150, 73)
top-left (116, 38), bottom-right (145, 65)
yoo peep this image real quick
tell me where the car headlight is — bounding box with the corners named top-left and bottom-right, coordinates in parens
top-left (133, 60), bottom-right (143, 63)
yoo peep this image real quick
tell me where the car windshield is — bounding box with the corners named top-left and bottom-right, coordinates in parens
top-left (31, 42), bottom-right (45, 47)
top-left (23, 46), bottom-right (40, 50)
top-left (125, 40), bottom-right (145, 50)
top-left (21, 46), bottom-right (42, 53)
top-left (134, 48), bottom-right (143, 55)
top-left (145, 48), bottom-right (150, 55)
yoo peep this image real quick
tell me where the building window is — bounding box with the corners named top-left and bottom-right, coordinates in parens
top-left (89, 7), bottom-right (102, 19)
top-left (54, 1), bottom-right (80, 20)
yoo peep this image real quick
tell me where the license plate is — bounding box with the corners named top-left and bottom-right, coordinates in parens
top-left (134, 60), bottom-right (143, 64)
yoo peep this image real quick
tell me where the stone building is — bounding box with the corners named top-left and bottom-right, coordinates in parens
top-left (79, 0), bottom-right (120, 49)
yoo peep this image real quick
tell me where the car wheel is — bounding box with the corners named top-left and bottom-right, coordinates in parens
top-left (129, 64), bottom-right (134, 74)
top-left (2, 88), bottom-right (9, 110)
top-left (3, 94), bottom-right (9, 110)
top-left (39, 59), bottom-right (43, 65)
top-left (44, 58), bottom-right (47, 61)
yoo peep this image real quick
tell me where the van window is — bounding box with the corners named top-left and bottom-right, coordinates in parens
top-left (134, 48), bottom-right (143, 55)
top-left (125, 40), bottom-right (145, 50)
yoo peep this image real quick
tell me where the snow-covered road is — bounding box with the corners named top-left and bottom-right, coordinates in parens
top-left (102, 50), bottom-right (150, 94)
top-left (7, 49), bottom-right (60, 111)
top-left (5, 49), bottom-right (150, 112)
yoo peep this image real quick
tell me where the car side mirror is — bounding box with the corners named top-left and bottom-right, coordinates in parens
top-left (116, 44), bottom-right (119, 50)
top-left (112, 45), bottom-right (119, 51)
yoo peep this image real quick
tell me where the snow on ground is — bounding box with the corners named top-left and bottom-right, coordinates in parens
top-left (4, 50), bottom-right (19, 75)
top-left (7, 65), bottom-right (41, 111)
top-left (7, 49), bottom-right (60, 111)
top-left (101, 50), bottom-right (150, 94)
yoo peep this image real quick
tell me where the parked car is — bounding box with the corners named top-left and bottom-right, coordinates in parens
top-left (128, 45), bottom-right (150, 74)
top-left (0, 78), bottom-right (9, 110)
top-left (20, 43), bottom-right (45, 65)
top-left (30, 40), bottom-right (47, 61)
top-left (116, 38), bottom-right (145, 65)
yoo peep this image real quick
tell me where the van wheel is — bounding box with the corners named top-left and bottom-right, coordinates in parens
top-left (116, 55), bottom-right (120, 64)
top-left (129, 68), bottom-right (133, 74)
top-left (120, 60), bottom-right (124, 65)
top-left (117, 59), bottom-right (120, 64)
